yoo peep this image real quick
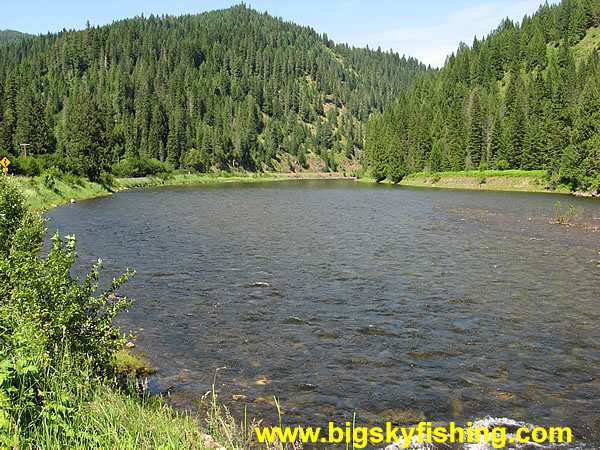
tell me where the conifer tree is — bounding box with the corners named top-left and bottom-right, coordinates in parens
top-left (65, 95), bottom-right (110, 181)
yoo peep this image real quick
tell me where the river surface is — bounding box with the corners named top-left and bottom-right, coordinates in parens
top-left (45, 181), bottom-right (599, 448)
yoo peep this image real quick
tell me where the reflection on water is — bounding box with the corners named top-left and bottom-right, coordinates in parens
top-left (45, 181), bottom-right (600, 447)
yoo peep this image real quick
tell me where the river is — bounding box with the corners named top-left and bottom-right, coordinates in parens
top-left (45, 180), bottom-right (600, 448)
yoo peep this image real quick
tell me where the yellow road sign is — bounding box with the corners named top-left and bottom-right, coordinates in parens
top-left (0, 157), bottom-right (10, 168)
top-left (2, 167), bottom-right (7, 173)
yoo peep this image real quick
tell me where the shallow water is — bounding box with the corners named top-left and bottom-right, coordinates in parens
top-left (45, 181), bottom-right (600, 448)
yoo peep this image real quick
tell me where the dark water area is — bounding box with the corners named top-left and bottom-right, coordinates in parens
top-left (45, 181), bottom-right (600, 448)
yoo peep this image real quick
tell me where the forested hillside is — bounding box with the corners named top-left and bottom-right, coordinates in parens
top-left (0, 4), bottom-right (427, 179)
top-left (0, 30), bottom-right (32, 45)
top-left (365, 0), bottom-right (600, 191)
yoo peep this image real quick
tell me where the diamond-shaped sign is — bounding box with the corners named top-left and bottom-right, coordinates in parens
top-left (0, 157), bottom-right (10, 168)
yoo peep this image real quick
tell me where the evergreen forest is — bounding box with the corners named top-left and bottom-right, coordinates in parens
top-left (0, 4), bottom-right (427, 180)
top-left (365, 0), bottom-right (600, 191)
top-left (2, 0), bottom-right (600, 192)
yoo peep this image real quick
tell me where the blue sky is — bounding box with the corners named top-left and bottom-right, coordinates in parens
top-left (0, 0), bottom-right (553, 67)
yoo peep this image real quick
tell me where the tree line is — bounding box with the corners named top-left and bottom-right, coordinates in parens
top-left (0, 4), bottom-right (428, 180)
top-left (365, 0), bottom-right (600, 191)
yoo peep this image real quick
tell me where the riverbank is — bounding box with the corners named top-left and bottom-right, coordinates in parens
top-left (12, 168), bottom-right (595, 213)
top-left (359, 170), bottom-right (577, 194)
top-left (13, 171), bottom-right (355, 211)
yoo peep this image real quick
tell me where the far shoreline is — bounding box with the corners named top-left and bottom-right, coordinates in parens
top-left (14, 171), bottom-right (356, 212)
top-left (11, 169), bottom-right (599, 213)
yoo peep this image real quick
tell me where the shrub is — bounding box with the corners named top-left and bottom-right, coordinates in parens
top-left (183, 148), bottom-right (209, 173)
top-left (37, 153), bottom-right (69, 172)
top-left (496, 159), bottom-right (510, 170)
top-left (98, 171), bottom-right (116, 190)
top-left (0, 177), bottom-right (44, 258)
top-left (553, 201), bottom-right (584, 225)
top-left (61, 172), bottom-right (84, 187)
top-left (0, 176), bottom-right (133, 377)
top-left (10, 156), bottom-right (41, 177)
top-left (41, 167), bottom-right (64, 190)
top-left (111, 157), bottom-right (172, 178)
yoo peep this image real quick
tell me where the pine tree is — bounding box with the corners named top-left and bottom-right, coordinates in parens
top-left (0, 75), bottom-right (18, 155)
top-left (65, 95), bottom-right (110, 181)
top-left (466, 90), bottom-right (485, 167)
top-left (488, 113), bottom-right (506, 168)
top-left (14, 88), bottom-right (54, 156)
top-left (429, 139), bottom-right (444, 172)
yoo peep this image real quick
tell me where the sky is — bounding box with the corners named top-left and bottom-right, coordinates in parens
top-left (0, 0), bottom-right (554, 67)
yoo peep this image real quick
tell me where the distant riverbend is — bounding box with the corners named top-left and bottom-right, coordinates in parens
top-left (45, 180), bottom-right (600, 448)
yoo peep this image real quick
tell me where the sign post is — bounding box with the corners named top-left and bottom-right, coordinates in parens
top-left (0, 156), bottom-right (11, 173)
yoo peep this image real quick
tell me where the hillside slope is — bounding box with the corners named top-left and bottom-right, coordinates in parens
top-left (365, 0), bottom-right (600, 191)
top-left (0, 29), bottom-right (32, 44)
top-left (0, 5), bottom-right (428, 176)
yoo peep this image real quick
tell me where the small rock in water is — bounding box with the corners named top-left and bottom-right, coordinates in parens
top-left (250, 281), bottom-right (270, 287)
top-left (70, 198), bottom-right (76, 203)
top-left (232, 394), bottom-right (247, 401)
top-left (493, 391), bottom-right (515, 400)
top-left (255, 376), bottom-right (271, 385)
top-left (378, 408), bottom-right (426, 424)
top-left (125, 342), bottom-right (136, 348)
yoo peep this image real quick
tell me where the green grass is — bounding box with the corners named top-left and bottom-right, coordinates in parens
top-left (399, 170), bottom-right (555, 192)
top-left (8, 172), bottom-right (285, 212)
top-left (13, 170), bottom-right (359, 212)
top-left (1, 349), bottom-right (254, 448)
top-left (14, 176), bottom-right (109, 211)
top-left (10, 167), bottom-right (570, 213)
top-left (114, 350), bottom-right (154, 378)
top-left (572, 25), bottom-right (600, 61)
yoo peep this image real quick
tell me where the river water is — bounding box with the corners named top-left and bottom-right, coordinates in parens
top-left (45, 180), bottom-right (600, 448)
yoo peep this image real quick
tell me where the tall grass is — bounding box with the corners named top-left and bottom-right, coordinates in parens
top-left (13, 174), bottom-right (109, 211)
top-left (1, 344), bottom-right (218, 448)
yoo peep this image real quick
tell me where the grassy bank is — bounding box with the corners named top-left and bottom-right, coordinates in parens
top-left (14, 175), bottom-right (110, 211)
top-left (10, 172), bottom-right (280, 212)
top-left (359, 170), bottom-right (574, 194)
top-left (1, 348), bottom-right (252, 448)
top-left (12, 168), bottom-right (571, 213)
top-left (12, 170), bottom-right (358, 212)
top-left (8, 168), bottom-right (581, 213)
